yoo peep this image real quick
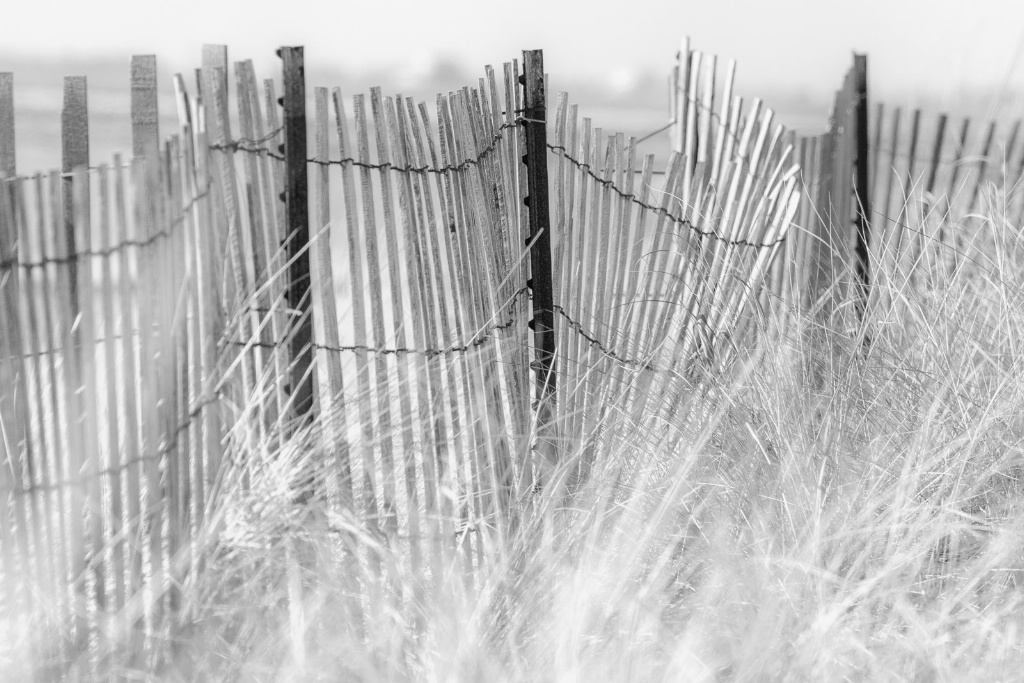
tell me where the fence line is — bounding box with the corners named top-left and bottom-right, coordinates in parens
top-left (1, 38), bottom-right (1021, 679)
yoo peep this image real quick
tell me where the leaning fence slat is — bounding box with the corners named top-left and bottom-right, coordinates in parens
top-left (436, 94), bottom-right (483, 574)
top-left (711, 61), bottom-right (736, 190)
top-left (445, 89), bottom-right (495, 567)
top-left (413, 99), bottom-right (464, 540)
top-left (235, 63), bottom-right (277, 427)
top-left (402, 96), bottom-right (450, 572)
top-left (682, 51), bottom-right (701, 195)
top-left (454, 85), bottom-right (514, 539)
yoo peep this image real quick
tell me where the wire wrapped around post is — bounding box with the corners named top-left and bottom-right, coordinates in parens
top-left (280, 46), bottom-right (315, 423)
top-left (520, 49), bottom-right (558, 470)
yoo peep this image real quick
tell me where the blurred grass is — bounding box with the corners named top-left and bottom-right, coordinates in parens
top-left (8, 184), bottom-right (1024, 682)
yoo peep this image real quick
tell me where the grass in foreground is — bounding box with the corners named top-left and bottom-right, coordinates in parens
top-left (15, 191), bottom-right (1024, 681)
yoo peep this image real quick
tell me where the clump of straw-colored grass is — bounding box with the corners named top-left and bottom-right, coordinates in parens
top-left (28, 187), bottom-right (1024, 681)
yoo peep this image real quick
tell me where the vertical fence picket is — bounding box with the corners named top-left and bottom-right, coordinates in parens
top-left (369, 88), bottom-right (418, 577)
top-left (352, 92), bottom-right (396, 571)
top-left (312, 86), bottom-right (351, 508)
top-left (0, 175), bottom-right (33, 674)
top-left (400, 95), bottom-right (449, 575)
top-left (441, 92), bottom-right (489, 571)
top-left (433, 95), bottom-right (479, 574)
top-left (19, 175), bottom-right (64, 670)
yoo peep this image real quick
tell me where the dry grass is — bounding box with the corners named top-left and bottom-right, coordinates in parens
top-left (10, 187), bottom-right (1024, 682)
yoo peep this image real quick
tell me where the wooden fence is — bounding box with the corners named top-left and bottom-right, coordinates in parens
top-left (5, 39), bottom-right (1020, 678)
top-left (672, 43), bottom-right (1024, 326)
top-left (0, 44), bottom-right (547, 678)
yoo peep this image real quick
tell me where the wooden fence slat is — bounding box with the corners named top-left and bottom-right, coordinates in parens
top-left (19, 175), bottom-right (63, 668)
top-left (412, 98), bottom-right (463, 541)
top-left (61, 76), bottom-right (88, 316)
top-left (312, 86), bottom-right (351, 505)
top-left (486, 66), bottom-right (528, 444)
top-left (672, 37), bottom-right (690, 154)
top-left (75, 160), bottom-right (103, 634)
top-left (444, 90), bottom-right (493, 570)
top-left (352, 91), bottom-right (395, 552)
top-left (387, 91), bottom-right (433, 591)
top-left (551, 92), bottom-right (572, 446)
top-left (401, 95), bottom-right (449, 574)
top-left (202, 45), bottom-right (230, 139)
top-left (568, 116), bottom-right (593, 383)
top-left (436, 93), bottom-right (482, 574)
top-left (682, 51), bottom-right (701, 196)
top-left (130, 56), bottom-right (159, 161)
top-left (711, 60), bottom-right (736, 189)
top-left (43, 170), bottom-right (73, 656)
top-left (257, 75), bottom-right (291, 437)
top-left (95, 162), bottom-right (126, 630)
top-left (234, 61), bottom-right (273, 332)
top-left (620, 153), bottom-right (654, 362)
top-left (370, 87), bottom-right (417, 565)
top-left (0, 175), bottom-right (33, 670)
top-left (698, 55), bottom-right (716, 167)
top-left (0, 73), bottom-right (14, 177)
top-left (607, 135), bottom-right (637, 357)
top-left (454, 85), bottom-right (514, 540)
top-left (110, 153), bottom-right (144, 650)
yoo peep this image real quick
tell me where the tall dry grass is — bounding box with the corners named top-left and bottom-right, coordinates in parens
top-left (11, 186), bottom-right (1024, 682)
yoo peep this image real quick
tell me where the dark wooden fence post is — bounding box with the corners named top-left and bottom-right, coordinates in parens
top-left (852, 54), bottom-right (871, 311)
top-left (521, 49), bottom-right (558, 470)
top-left (280, 46), bottom-right (315, 422)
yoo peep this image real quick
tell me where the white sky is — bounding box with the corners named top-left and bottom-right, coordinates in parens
top-left (6, 0), bottom-right (1024, 100)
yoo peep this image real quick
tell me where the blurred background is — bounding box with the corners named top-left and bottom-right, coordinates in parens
top-left (3, 0), bottom-right (1024, 173)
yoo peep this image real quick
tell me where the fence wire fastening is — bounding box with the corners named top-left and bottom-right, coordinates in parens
top-left (210, 121), bottom-right (519, 176)
top-left (548, 144), bottom-right (788, 249)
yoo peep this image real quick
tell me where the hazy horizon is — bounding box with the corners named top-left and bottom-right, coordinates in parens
top-left (3, 0), bottom-right (1024, 173)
